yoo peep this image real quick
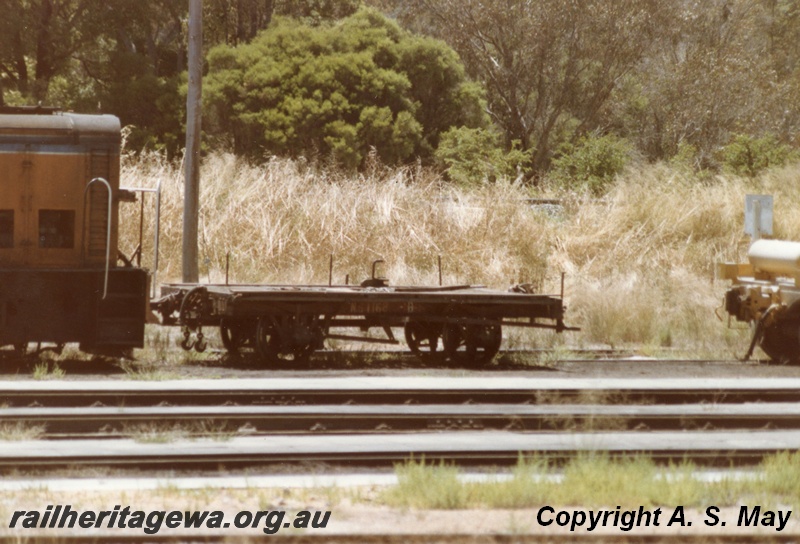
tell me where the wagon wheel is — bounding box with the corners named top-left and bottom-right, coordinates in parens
top-left (760, 321), bottom-right (800, 364)
top-left (465, 323), bottom-right (502, 365)
top-left (256, 314), bottom-right (320, 365)
top-left (220, 319), bottom-right (255, 355)
top-left (759, 303), bottom-right (800, 364)
top-left (12, 342), bottom-right (28, 358)
top-left (404, 320), bottom-right (446, 363)
top-left (178, 286), bottom-right (209, 330)
top-left (443, 322), bottom-right (502, 366)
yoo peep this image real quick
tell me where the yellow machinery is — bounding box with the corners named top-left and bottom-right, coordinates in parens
top-left (719, 239), bottom-right (800, 363)
top-left (0, 106), bottom-right (149, 355)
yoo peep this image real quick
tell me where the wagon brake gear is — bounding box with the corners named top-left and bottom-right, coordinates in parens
top-left (404, 320), bottom-right (446, 362)
top-left (255, 314), bottom-right (322, 365)
top-left (361, 259), bottom-right (389, 288)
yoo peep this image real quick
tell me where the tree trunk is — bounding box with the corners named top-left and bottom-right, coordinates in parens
top-left (34, 0), bottom-right (55, 102)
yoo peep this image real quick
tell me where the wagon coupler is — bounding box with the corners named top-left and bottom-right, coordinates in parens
top-left (180, 325), bottom-right (207, 353)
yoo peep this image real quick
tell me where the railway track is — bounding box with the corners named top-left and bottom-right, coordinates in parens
top-left (1, 377), bottom-right (800, 470)
top-left (1, 376), bottom-right (797, 406)
top-left (5, 402), bottom-right (800, 437)
top-left (5, 429), bottom-right (800, 468)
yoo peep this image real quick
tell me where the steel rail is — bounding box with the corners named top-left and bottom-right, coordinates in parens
top-left (2, 377), bottom-right (800, 406)
top-left (200, 347), bottom-right (731, 362)
top-left (6, 402), bottom-right (800, 437)
top-left (1, 430), bottom-right (800, 469)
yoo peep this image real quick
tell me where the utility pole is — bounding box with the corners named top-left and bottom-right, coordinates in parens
top-left (183, 0), bottom-right (202, 283)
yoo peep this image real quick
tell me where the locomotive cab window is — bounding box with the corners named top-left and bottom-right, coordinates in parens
top-left (38, 210), bottom-right (75, 248)
top-left (0, 210), bottom-right (12, 248)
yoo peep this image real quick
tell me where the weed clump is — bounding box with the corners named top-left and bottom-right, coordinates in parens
top-left (383, 453), bottom-right (800, 510)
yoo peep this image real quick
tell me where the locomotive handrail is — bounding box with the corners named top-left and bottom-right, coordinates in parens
top-left (82, 177), bottom-right (113, 300)
top-left (120, 179), bottom-right (162, 298)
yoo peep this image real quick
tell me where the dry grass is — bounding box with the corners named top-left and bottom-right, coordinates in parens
top-left (31, 362), bottom-right (65, 380)
top-left (120, 151), bottom-right (800, 354)
top-left (123, 420), bottom-right (237, 442)
top-left (383, 453), bottom-right (800, 510)
top-left (0, 422), bottom-right (46, 441)
top-left (121, 152), bottom-right (552, 288)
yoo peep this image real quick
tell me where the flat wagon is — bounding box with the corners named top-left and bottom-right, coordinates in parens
top-left (155, 273), bottom-right (571, 365)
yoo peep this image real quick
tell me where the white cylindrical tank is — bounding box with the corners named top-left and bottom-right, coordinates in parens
top-left (748, 239), bottom-right (800, 276)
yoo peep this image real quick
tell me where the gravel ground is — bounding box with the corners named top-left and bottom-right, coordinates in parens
top-left (3, 348), bottom-right (800, 381)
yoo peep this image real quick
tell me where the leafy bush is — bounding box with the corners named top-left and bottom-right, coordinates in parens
top-left (550, 134), bottom-right (632, 194)
top-left (721, 134), bottom-right (798, 177)
top-left (205, 8), bottom-right (486, 168)
top-left (434, 127), bottom-right (529, 185)
top-left (277, 0), bottom-right (360, 24)
top-left (669, 141), bottom-right (700, 171)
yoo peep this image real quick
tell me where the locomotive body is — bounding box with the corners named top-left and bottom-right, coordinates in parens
top-left (0, 107), bottom-right (147, 354)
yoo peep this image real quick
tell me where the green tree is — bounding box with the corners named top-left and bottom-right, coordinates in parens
top-left (619, 0), bottom-right (791, 166)
top-left (435, 126), bottom-right (528, 185)
top-left (0, 0), bottom-right (98, 103)
top-left (551, 134), bottom-right (632, 195)
top-left (0, 0), bottom-right (186, 152)
top-left (206, 0), bottom-right (361, 47)
top-left (721, 134), bottom-right (798, 177)
top-left (204, 8), bottom-right (486, 167)
top-left (276, 0), bottom-right (360, 23)
top-left (101, 1), bottom-right (186, 151)
top-left (205, 0), bottom-right (275, 46)
top-left (402, 0), bottom-right (664, 172)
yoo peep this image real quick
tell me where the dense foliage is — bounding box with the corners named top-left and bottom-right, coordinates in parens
top-left (1, 0), bottom-right (799, 183)
top-left (551, 135), bottom-right (633, 195)
top-left (204, 10), bottom-right (486, 167)
top-left (434, 127), bottom-right (528, 185)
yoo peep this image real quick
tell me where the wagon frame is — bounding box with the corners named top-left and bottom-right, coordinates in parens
top-left (155, 270), bottom-right (573, 366)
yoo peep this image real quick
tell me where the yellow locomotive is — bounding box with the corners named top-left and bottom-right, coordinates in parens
top-left (0, 106), bottom-right (148, 355)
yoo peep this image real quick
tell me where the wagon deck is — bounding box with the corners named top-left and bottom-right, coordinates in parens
top-left (154, 280), bottom-right (571, 366)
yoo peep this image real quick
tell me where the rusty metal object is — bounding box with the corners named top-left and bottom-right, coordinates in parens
top-left (157, 277), bottom-right (574, 366)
